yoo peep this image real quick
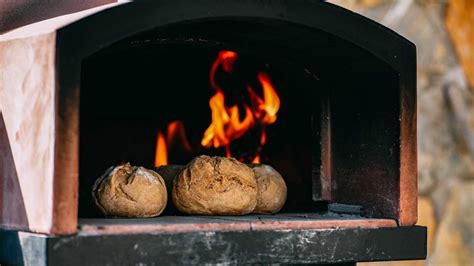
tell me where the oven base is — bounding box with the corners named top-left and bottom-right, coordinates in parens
top-left (1, 224), bottom-right (426, 265)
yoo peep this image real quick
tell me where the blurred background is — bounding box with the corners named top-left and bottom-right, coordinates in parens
top-left (328, 0), bottom-right (474, 265)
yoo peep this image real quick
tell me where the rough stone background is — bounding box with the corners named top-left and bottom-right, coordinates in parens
top-left (328, 0), bottom-right (474, 265)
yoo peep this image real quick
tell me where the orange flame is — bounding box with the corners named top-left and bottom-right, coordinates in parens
top-left (257, 72), bottom-right (281, 124)
top-left (260, 128), bottom-right (267, 146)
top-left (201, 50), bottom-right (280, 162)
top-left (154, 131), bottom-right (167, 167)
top-left (154, 120), bottom-right (192, 167)
top-left (252, 154), bottom-right (261, 164)
top-left (166, 121), bottom-right (192, 152)
top-left (210, 50), bottom-right (238, 90)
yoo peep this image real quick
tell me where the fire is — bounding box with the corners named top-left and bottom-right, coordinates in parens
top-left (154, 131), bottom-right (167, 167)
top-left (252, 154), bottom-right (261, 164)
top-left (201, 50), bottom-right (280, 162)
top-left (166, 120), bottom-right (192, 153)
top-left (154, 50), bottom-right (280, 165)
top-left (154, 120), bottom-right (191, 167)
top-left (251, 72), bottom-right (281, 124)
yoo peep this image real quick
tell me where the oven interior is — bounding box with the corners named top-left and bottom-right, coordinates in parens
top-left (79, 19), bottom-right (400, 221)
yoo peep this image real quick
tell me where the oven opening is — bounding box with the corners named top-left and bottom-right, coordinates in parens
top-left (79, 19), bottom-right (400, 226)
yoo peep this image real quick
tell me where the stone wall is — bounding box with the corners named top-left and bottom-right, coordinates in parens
top-left (328, 0), bottom-right (474, 265)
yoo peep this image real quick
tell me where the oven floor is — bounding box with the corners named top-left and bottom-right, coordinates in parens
top-left (78, 212), bottom-right (397, 235)
top-left (2, 218), bottom-right (426, 265)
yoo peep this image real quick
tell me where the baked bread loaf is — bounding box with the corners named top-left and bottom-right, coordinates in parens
top-left (172, 155), bottom-right (257, 215)
top-left (92, 163), bottom-right (167, 217)
top-left (251, 164), bottom-right (287, 214)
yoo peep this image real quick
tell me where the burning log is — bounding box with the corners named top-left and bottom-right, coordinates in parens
top-left (172, 155), bottom-right (258, 215)
top-left (92, 163), bottom-right (167, 218)
top-left (251, 164), bottom-right (287, 214)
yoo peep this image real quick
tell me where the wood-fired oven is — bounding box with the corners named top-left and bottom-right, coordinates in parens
top-left (0, 1), bottom-right (426, 265)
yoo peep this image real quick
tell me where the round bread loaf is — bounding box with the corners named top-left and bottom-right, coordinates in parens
top-left (172, 155), bottom-right (257, 215)
top-left (252, 164), bottom-right (287, 214)
top-left (92, 163), bottom-right (167, 217)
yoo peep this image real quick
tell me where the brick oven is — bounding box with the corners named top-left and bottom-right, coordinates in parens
top-left (0, 1), bottom-right (426, 265)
